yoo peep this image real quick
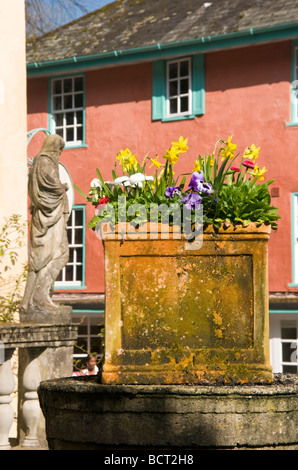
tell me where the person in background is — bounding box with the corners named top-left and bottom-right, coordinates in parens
top-left (73, 354), bottom-right (99, 376)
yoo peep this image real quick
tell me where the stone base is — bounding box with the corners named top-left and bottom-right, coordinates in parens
top-left (38, 374), bottom-right (298, 450)
top-left (19, 304), bottom-right (72, 324)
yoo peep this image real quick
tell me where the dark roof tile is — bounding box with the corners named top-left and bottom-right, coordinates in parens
top-left (26, 0), bottom-right (298, 63)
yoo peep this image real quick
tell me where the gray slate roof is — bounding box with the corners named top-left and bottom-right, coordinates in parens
top-left (27, 0), bottom-right (298, 64)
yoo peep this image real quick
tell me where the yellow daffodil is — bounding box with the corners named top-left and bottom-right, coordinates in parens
top-left (116, 148), bottom-right (138, 171)
top-left (192, 160), bottom-right (201, 172)
top-left (163, 145), bottom-right (180, 164)
top-left (149, 156), bottom-right (162, 169)
top-left (244, 144), bottom-right (260, 162)
top-left (221, 136), bottom-right (237, 161)
top-left (252, 165), bottom-right (267, 181)
top-left (172, 136), bottom-right (188, 153)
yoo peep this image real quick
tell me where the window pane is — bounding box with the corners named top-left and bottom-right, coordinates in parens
top-left (282, 342), bottom-right (297, 362)
top-left (180, 78), bottom-right (189, 95)
top-left (75, 76), bottom-right (83, 92)
top-left (169, 81), bottom-right (178, 97)
top-left (54, 113), bottom-right (64, 126)
top-left (56, 270), bottom-right (62, 281)
top-left (64, 78), bottom-right (73, 93)
top-left (75, 228), bottom-right (83, 244)
top-left (69, 248), bottom-right (74, 263)
top-left (180, 60), bottom-right (189, 77)
top-left (90, 336), bottom-right (103, 354)
top-left (66, 112), bottom-right (74, 125)
top-left (169, 63), bottom-right (178, 79)
top-left (64, 95), bottom-right (73, 109)
top-left (53, 96), bottom-right (62, 111)
top-left (180, 96), bottom-right (189, 113)
top-left (281, 320), bottom-right (297, 339)
top-left (75, 209), bottom-right (83, 226)
top-left (66, 264), bottom-right (74, 281)
top-left (75, 93), bottom-right (83, 108)
top-left (67, 229), bottom-right (72, 244)
top-left (76, 111), bottom-right (83, 125)
top-left (76, 247), bottom-right (83, 263)
top-left (283, 364), bottom-right (298, 373)
top-left (77, 126), bottom-right (83, 141)
top-left (54, 80), bottom-right (62, 95)
top-left (76, 264), bottom-right (82, 281)
top-left (67, 127), bottom-right (74, 142)
top-left (56, 128), bottom-right (64, 138)
top-left (170, 98), bottom-right (177, 114)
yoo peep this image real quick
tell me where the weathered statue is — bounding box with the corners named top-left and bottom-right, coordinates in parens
top-left (20, 134), bottom-right (70, 319)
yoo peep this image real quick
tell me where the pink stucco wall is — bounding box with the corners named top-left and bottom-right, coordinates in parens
top-left (27, 40), bottom-right (296, 294)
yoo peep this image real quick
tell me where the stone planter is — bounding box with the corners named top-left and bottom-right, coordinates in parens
top-left (101, 223), bottom-right (272, 385)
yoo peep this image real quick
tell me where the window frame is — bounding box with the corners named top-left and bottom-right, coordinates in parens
top-left (166, 57), bottom-right (192, 118)
top-left (152, 54), bottom-right (205, 122)
top-left (289, 193), bottom-right (298, 286)
top-left (54, 205), bottom-right (86, 290)
top-left (269, 311), bottom-right (298, 373)
top-left (48, 73), bottom-right (87, 148)
top-left (72, 309), bottom-right (105, 361)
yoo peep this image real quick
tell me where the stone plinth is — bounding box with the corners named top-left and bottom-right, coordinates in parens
top-left (37, 374), bottom-right (298, 450)
top-left (0, 322), bottom-right (77, 449)
top-left (102, 223), bottom-right (272, 385)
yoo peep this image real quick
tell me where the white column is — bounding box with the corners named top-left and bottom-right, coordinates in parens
top-left (0, 349), bottom-right (15, 450)
top-left (21, 356), bottom-right (41, 448)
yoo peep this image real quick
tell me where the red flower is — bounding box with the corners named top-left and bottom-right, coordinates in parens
top-left (97, 197), bottom-right (109, 206)
top-left (230, 166), bottom-right (240, 172)
top-left (242, 160), bottom-right (255, 169)
top-left (95, 197), bottom-right (109, 216)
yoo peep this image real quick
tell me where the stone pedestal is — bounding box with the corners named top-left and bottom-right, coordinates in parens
top-left (37, 374), bottom-right (298, 450)
top-left (0, 322), bottom-right (77, 449)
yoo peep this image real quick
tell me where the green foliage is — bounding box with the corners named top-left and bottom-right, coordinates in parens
top-left (0, 215), bottom-right (28, 322)
top-left (75, 137), bottom-right (280, 233)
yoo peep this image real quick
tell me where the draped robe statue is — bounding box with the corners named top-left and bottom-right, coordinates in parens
top-left (20, 134), bottom-right (70, 316)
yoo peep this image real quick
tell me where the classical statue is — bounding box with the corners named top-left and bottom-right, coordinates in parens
top-left (20, 134), bottom-right (70, 318)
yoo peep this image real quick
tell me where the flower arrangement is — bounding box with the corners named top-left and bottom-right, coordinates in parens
top-left (75, 136), bottom-right (280, 231)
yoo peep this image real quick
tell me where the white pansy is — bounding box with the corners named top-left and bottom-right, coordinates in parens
top-left (114, 176), bottom-right (130, 185)
top-left (145, 176), bottom-right (154, 182)
top-left (90, 178), bottom-right (102, 189)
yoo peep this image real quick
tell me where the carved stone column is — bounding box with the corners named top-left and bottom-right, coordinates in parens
top-left (0, 348), bottom-right (15, 450)
top-left (21, 351), bottom-right (41, 448)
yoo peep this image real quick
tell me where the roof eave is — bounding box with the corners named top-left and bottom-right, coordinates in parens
top-left (27, 20), bottom-right (298, 77)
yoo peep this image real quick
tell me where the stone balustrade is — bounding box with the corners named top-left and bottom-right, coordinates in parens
top-left (0, 323), bottom-right (77, 449)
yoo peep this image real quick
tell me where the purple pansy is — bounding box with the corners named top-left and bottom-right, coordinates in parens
top-left (189, 171), bottom-right (204, 191)
top-left (189, 171), bottom-right (213, 196)
top-left (181, 192), bottom-right (202, 210)
top-left (165, 186), bottom-right (181, 198)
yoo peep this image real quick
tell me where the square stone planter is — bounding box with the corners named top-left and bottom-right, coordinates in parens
top-left (101, 223), bottom-right (273, 385)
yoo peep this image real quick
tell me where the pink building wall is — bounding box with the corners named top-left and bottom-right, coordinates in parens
top-left (27, 40), bottom-right (296, 294)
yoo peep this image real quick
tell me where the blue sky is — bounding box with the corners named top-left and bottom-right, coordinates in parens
top-left (72, 0), bottom-right (115, 19)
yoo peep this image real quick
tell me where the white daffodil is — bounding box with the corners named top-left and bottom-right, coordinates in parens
top-left (90, 178), bottom-right (102, 189)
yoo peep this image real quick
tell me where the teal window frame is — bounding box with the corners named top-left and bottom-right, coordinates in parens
top-left (287, 41), bottom-right (298, 127)
top-left (48, 73), bottom-right (87, 149)
top-left (54, 204), bottom-right (86, 290)
top-left (152, 54), bottom-right (205, 122)
top-left (289, 193), bottom-right (298, 287)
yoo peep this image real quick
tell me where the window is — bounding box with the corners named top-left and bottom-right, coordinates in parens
top-left (152, 55), bottom-right (205, 121)
top-left (167, 58), bottom-right (192, 117)
top-left (72, 310), bottom-right (104, 362)
top-left (55, 206), bottom-right (85, 288)
top-left (269, 313), bottom-right (298, 373)
top-left (290, 193), bottom-right (298, 286)
top-left (50, 75), bottom-right (85, 147)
